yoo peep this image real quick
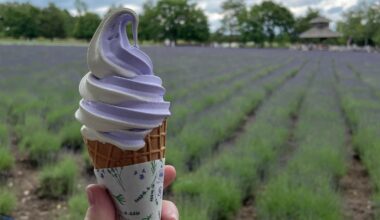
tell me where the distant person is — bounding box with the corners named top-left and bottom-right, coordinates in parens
top-left (84, 165), bottom-right (179, 220)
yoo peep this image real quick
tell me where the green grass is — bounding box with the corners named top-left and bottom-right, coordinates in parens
top-left (0, 37), bottom-right (88, 46)
top-left (8, 97), bottom-right (50, 126)
top-left (45, 105), bottom-right (76, 131)
top-left (374, 193), bottom-right (380, 219)
top-left (66, 192), bottom-right (88, 220)
top-left (353, 128), bottom-right (380, 186)
top-left (39, 157), bottom-right (78, 198)
top-left (0, 124), bottom-right (8, 146)
top-left (15, 114), bottom-right (45, 139)
top-left (0, 188), bottom-right (16, 215)
top-left (175, 197), bottom-right (209, 220)
top-left (176, 174), bottom-right (242, 219)
top-left (0, 148), bottom-right (14, 173)
top-left (20, 129), bottom-right (61, 165)
top-left (257, 179), bottom-right (342, 220)
top-left (59, 121), bottom-right (83, 151)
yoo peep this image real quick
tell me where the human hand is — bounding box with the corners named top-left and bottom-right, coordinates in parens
top-left (85, 165), bottom-right (178, 220)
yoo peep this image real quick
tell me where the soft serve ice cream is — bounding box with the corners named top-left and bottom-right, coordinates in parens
top-left (75, 8), bottom-right (171, 220)
top-left (75, 8), bottom-right (170, 151)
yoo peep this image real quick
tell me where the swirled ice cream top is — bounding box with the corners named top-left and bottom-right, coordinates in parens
top-left (75, 8), bottom-right (170, 151)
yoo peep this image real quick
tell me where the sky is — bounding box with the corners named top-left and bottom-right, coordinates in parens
top-left (0, 0), bottom-right (374, 31)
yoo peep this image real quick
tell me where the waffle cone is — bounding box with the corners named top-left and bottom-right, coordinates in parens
top-left (85, 120), bottom-right (167, 169)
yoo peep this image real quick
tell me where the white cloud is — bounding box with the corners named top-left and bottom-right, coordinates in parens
top-left (92, 6), bottom-right (109, 16)
top-left (68, 9), bottom-right (79, 16)
top-left (288, 5), bottom-right (310, 16)
top-left (321, 0), bottom-right (359, 10)
top-left (206, 12), bottom-right (223, 22)
top-left (196, 0), bottom-right (222, 13)
top-left (196, 1), bottom-right (208, 10)
top-left (205, 12), bottom-right (223, 31)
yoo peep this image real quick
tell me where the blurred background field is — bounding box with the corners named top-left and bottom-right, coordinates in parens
top-left (1, 0), bottom-right (380, 220)
top-left (0, 45), bottom-right (380, 220)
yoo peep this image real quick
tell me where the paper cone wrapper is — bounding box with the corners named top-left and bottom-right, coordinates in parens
top-left (84, 120), bottom-right (167, 220)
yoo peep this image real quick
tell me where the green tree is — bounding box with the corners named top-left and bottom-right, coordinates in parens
top-left (0, 5), bottom-right (5, 37)
top-left (239, 1), bottom-right (294, 46)
top-left (153, 0), bottom-right (209, 45)
top-left (210, 28), bottom-right (230, 43)
top-left (38, 3), bottom-right (66, 40)
top-left (238, 6), bottom-right (264, 45)
top-left (374, 29), bottom-right (380, 46)
top-left (1, 3), bottom-right (41, 39)
top-left (365, 3), bottom-right (380, 46)
top-left (338, 9), bottom-right (366, 45)
top-left (181, 6), bottom-right (209, 42)
top-left (62, 9), bottom-right (76, 38)
top-left (220, 0), bottom-right (246, 45)
top-left (338, 2), bottom-right (380, 46)
top-left (139, 0), bottom-right (160, 42)
top-left (73, 12), bottom-right (101, 41)
top-left (156, 0), bottom-right (188, 44)
top-left (251, 1), bottom-right (295, 45)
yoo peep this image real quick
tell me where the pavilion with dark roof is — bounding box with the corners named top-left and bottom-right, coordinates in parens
top-left (300, 16), bottom-right (342, 40)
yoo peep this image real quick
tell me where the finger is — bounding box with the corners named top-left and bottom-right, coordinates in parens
top-left (164, 165), bottom-right (176, 189)
top-left (85, 184), bottom-right (116, 220)
top-left (161, 200), bottom-right (179, 220)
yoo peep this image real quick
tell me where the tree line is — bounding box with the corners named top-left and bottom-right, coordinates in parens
top-left (337, 2), bottom-right (380, 46)
top-left (0, 1), bottom-right (100, 40)
top-left (0, 0), bottom-right (379, 46)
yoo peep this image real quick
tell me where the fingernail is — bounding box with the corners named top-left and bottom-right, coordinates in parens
top-left (87, 188), bottom-right (95, 206)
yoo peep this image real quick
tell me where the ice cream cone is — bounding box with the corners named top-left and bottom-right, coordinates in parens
top-left (76, 8), bottom-right (171, 219)
top-left (85, 120), bottom-right (167, 169)
top-left (83, 120), bottom-right (167, 220)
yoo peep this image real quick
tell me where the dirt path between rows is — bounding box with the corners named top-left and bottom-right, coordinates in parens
top-left (9, 158), bottom-right (66, 220)
top-left (219, 109), bottom-right (259, 220)
top-left (236, 62), bottom-right (314, 220)
top-left (7, 134), bottom-right (94, 220)
top-left (6, 135), bottom-right (65, 220)
top-left (334, 64), bottom-right (375, 220)
top-left (235, 108), bottom-right (301, 220)
top-left (339, 129), bottom-right (374, 220)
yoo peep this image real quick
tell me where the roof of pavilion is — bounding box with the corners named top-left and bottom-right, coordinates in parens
top-left (300, 27), bottom-right (342, 38)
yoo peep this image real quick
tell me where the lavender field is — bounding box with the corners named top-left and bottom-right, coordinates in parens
top-left (0, 45), bottom-right (379, 220)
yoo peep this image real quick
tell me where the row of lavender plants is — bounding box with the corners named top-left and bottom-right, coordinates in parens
top-left (168, 59), bottom-right (305, 172)
top-left (334, 58), bottom-right (380, 217)
top-left (257, 58), bottom-right (347, 219)
top-left (172, 59), bottom-right (316, 219)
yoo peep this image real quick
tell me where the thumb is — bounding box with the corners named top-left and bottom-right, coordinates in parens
top-left (85, 184), bottom-right (116, 220)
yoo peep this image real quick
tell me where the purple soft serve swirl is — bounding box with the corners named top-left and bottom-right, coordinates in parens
top-left (75, 9), bottom-right (170, 150)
